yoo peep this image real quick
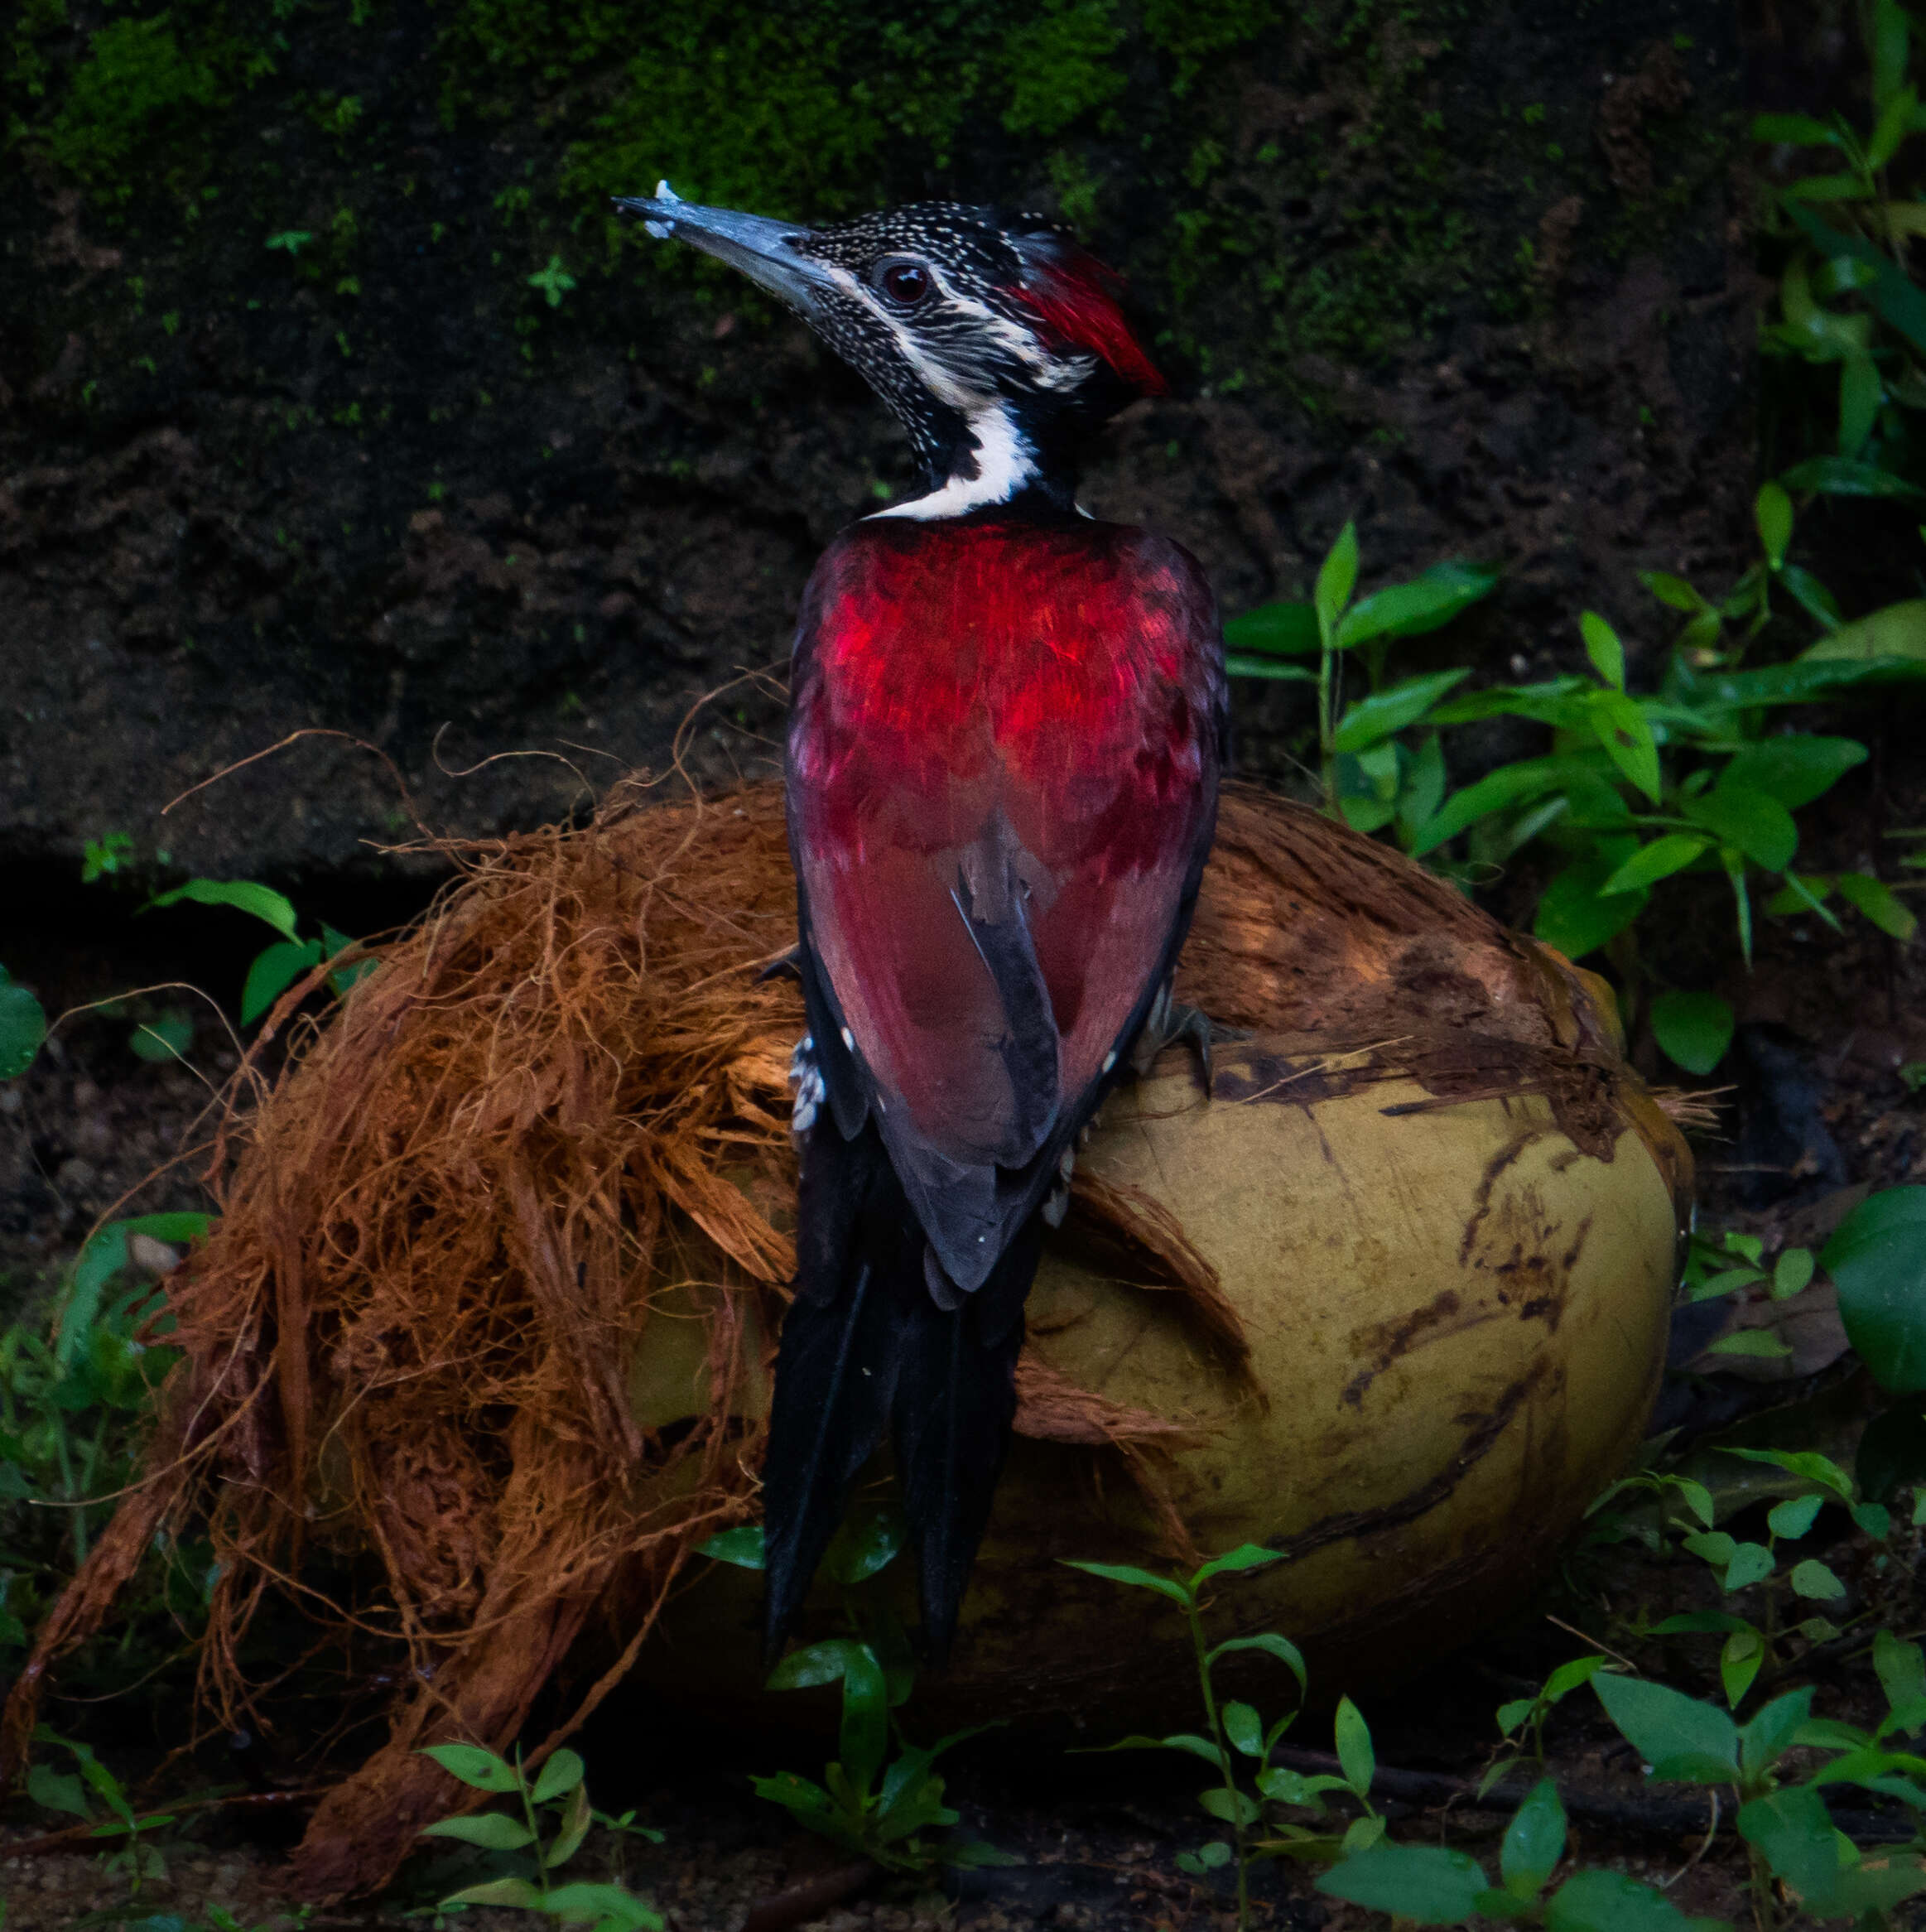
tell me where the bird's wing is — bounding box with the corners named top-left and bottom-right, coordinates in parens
top-left (787, 523), bottom-right (1225, 1293)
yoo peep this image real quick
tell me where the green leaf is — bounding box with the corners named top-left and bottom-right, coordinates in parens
top-left (1428, 677), bottom-right (1593, 729)
top-left (1755, 482), bottom-right (1794, 570)
top-left (823, 1501), bottom-right (906, 1585)
top-left (1706, 655), bottom-right (1926, 706)
top-left (1767, 1493), bottom-right (1822, 1539)
top-left (1198, 1784), bottom-right (1261, 1826)
top-left (1683, 784), bottom-right (1798, 873)
top-left (1772, 1247), bottom-right (1817, 1299)
top-left (0, 971), bottom-right (47, 1080)
top-left (1721, 736), bottom-right (1868, 811)
top-left (1180, 1839), bottom-right (1235, 1872)
top-left (1601, 835), bottom-right (1710, 896)
top-left (240, 939), bottom-right (325, 1025)
top-left (145, 878), bottom-right (301, 942)
top-left (1779, 456), bottom-right (1926, 503)
top-left (1059, 1558), bottom-right (1190, 1604)
top-left (698, 1525), bottom-right (766, 1568)
top-left (1331, 669), bottom-right (1473, 753)
top-left (418, 1812), bottom-right (537, 1850)
top-left (1534, 855), bottom-right (1648, 961)
top-left (1496, 1697), bottom-right (1536, 1737)
top-left (1780, 563), bottom-right (1844, 631)
top-left (767, 1637), bottom-right (869, 1690)
top-left (1721, 1627), bottom-right (1766, 1708)
top-left (1841, 352), bottom-right (1882, 455)
top-left (54, 1211), bottom-right (211, 1365)
top-left (1208, 1633), bottom-right (1309, 1697)
top-left (1334, 559), bottom-right (1500, 649)
top-left (1741, 1688), bottom-right (1815, 1781)
top-left (1824, 1188), bottom-right (1926, 1391)
top-left (545, 1780), bottom-right (593, 1867)
top-left (1546, 1655), bottom-right (1610, 1700)
top-left (1334, 1695), bottom-right (1375, 1796)
top-left (1853, 1499), bottom-right (1892, 1539)
top-left (130, 1009), bottom-right (194, 1062)
top-left (1837, 871), bottom-right (1918, 941)
top-left (1593, 1674), bottom-right (1740, 1783)
top-left (1580, 610), bottom-right (1625, 689)
top-left (1544, 1868), bottom-right (1707, 1932)
top-left (1805, 601), bottom-right (1926, 671)
top-left (438, 1878), bottom-right (546, 1910)
top-left (1790, 1559), bottom-right (1847, 1600)
top-left (1723, 1542), bottom-right (1776, 1590)
top-left (1223, 600), bottom-right (1319, 658)
top-left (1878, 1630), bottom-right (1926, 1722)
top-left (1222, 1701), bottom-right (1264, 1759)
top-left (1258, 1764), bottom-right (1356, 1805)
top-left (1500, 1779), bottom-right (1567, 1898)
top-left (1753, 111), bottom-right (1847, 146)
top-left (1873, 0), bottom-right (1911, 104)
top-left (1650, 991), bottom-right (1734, 1076)
top-left (1871, 82), bottom-right (1921, 170)
top-left (419, 1742), bottom-right (522, 1792)
top-left (1137, 1732), bottom-right (1232, 1766)
top-left (26, 1762), bottom-right (93, 1819)
top-left (1192, 1542), bottom-right (1284, 1585)
top-left (1226, 653), bottom-right (1319, 682)
top-left (1737, 1786), bottom-right (1842, 1906)
top-left (1586, 691), bottom-right (1661, 802)
top-left (1409, 753), bottom-right (1596, 855)
top-left (540, 1881), bottom-right (663, 1929)
top-left (1643, 570), bottom-right (1708, 614)
top-left (1722, 1445), bottom-right (1856, 1498)
top-left (1707, 1329), bottom-right (1793, 1360)
top-left (1316, 1840), bottom-right (1490, 1924)
top-left (1315, 522), bottom-right (1359, 641)
top-left (531, 1747), bottom-right (585, 1804)
top-left (1784, 203), bottom-right (1926, 361)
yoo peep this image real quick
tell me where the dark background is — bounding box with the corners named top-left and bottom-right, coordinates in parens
top-left (3, 0), bottom-right (1760, 901)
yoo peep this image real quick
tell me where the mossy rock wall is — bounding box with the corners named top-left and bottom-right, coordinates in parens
top-left (0, 0), bottom-right (1750, 883)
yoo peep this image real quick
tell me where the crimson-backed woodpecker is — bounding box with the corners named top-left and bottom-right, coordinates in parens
top-left (616, 184), bottom-right (1227, 1660)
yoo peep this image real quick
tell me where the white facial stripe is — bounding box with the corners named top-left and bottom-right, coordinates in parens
top-left (869, 401), bottom-right (1037, 520)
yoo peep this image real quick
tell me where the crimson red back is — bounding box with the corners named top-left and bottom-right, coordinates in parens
top-left (788, 515), bottom-right (1223, 1188)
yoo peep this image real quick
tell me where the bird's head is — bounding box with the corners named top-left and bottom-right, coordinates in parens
top-left (615, 185), bottom-right (1163, 518)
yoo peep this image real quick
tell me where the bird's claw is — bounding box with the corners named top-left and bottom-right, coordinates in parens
top-left (1132, 989), bottom-right (1245, 1096)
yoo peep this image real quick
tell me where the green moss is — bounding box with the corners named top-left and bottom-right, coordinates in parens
top-left (46, 13), bottom-right (219, 187)
top-left (1000, 2), bottom-right (1125, 137)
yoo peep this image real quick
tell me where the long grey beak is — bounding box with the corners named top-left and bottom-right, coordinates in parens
top-left (614, 181), bottom-right (826, 315)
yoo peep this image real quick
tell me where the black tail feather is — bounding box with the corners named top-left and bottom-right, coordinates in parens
top-left (762, 1125), bottom-right (915, 1657)
top-left (894, 1221), bottom-right (1038, 1663)
top-left (762, 1124), bottom-right (1042, 1664)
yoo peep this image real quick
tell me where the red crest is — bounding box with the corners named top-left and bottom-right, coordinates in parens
top-left (1008, 238), bottom-right (1166, 397)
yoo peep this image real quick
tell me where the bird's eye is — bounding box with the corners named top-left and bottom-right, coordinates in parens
top-left (879, 261), bottom-right (931, 306)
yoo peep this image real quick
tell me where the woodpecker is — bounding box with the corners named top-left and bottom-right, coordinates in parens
top-left (617, 184), bottom-right (1227, 1660)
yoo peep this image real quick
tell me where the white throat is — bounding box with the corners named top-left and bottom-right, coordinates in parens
top-left (869, 402), bottom-right (1037, 521)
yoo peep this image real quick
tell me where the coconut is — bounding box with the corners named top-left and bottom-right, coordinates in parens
top-left (0, 783), bottom-right (1691, 1900)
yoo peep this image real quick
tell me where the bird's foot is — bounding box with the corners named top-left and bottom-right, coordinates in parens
top-left (1131, 987), bottom-right (1249, 1096)
top-left (758, 944), bottom-right (803, 984)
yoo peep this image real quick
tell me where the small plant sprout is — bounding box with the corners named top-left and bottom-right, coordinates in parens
top-left (142, 875), bottom-right (371, 1023)
top-left (417, 1741), bottom-right (663, 1929)
top-left (25, 1725), bottom-right (177, 1892)
top-left (1068, 1542), bottom-right (1312, 1930)
top-left (701, 1509), bottom-right (1014, 1875)
top-left (529, 255), bottom-right (577, 306)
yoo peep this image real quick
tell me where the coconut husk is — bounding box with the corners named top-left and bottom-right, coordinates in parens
top-left (0, 782), bottom-right (1688, 1900)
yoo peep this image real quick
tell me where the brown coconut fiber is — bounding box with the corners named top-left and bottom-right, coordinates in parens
top-left (0, 782), bottom-right (1691, 1900)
